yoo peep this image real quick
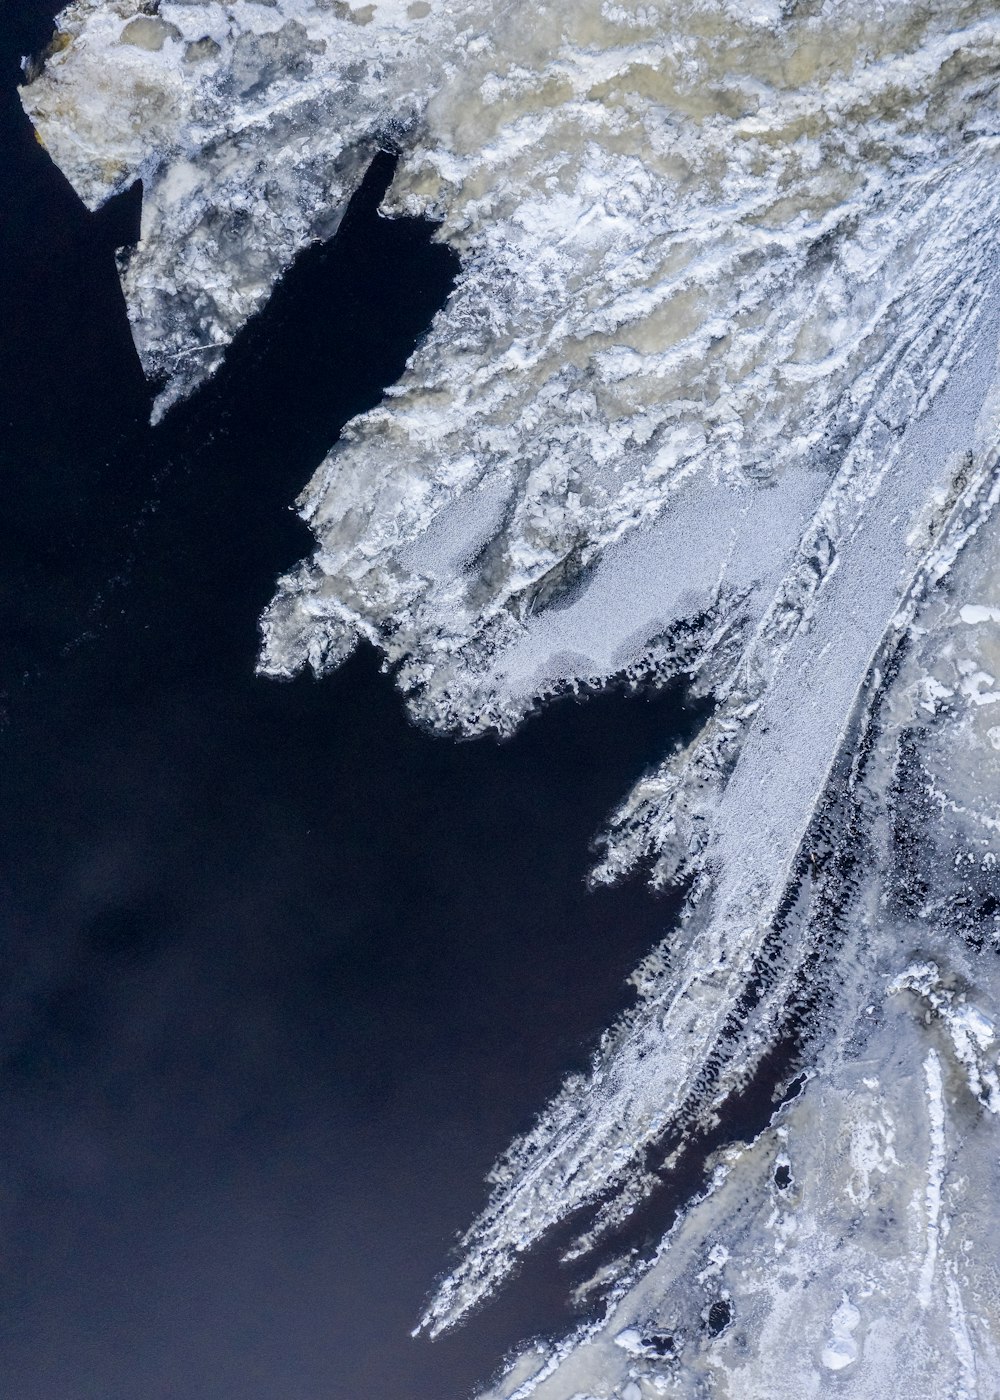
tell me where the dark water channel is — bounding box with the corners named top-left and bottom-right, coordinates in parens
top-left (0, 18), bottom-right (712, 1400)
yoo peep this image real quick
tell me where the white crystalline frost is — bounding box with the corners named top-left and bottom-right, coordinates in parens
top-left (24, 0), bottom-right (1000, 1394)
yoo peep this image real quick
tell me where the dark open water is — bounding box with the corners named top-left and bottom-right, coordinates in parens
top-left (0, 13), bottom-right (710, 1399)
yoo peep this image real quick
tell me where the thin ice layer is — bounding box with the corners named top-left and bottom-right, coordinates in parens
top-left (419, 294), bottom-right (1000, 1336)
top-left (480, 1009), bottom-right (1000, 1400)
top-left (24, 1), bottom-right (1000, 1391)
top-left (26, 2), bottom-right (1000, 745)
top-left (475, 435), bottom-right (1000, 1399)
top-left (22, 0), bottom-right (481, 416)
top-left (257, 0), bottom-right (1000, 753)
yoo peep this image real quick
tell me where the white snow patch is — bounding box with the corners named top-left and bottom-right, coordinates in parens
top-left (820, 1296), bottom-right (862, 1372)
top-left (959, 603), bottom-right (1000, 625)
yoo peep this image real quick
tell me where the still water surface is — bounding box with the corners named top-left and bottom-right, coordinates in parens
top-left (0, 26), bottom-right (700, 1398)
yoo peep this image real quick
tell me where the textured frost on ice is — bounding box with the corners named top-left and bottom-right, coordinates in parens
top-left (25, 0), bottom-right (1000, 732)
top-left (22, 0), bottom-right (482, 416)
top-left (418, 309), bottom-right (1000, 1336)
top-left (255, 0), bottom-right (1000, 765)
top-left (471, 382), bottom-right (1000, 1399)
top-left (479, 1017), bottom-right (1000, 1399)
top-left (25, 0), bottom-right (1000, 1391)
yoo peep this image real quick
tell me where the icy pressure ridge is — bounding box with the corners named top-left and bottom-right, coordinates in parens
top-left (25, 0), bottom-right (1000, 1392)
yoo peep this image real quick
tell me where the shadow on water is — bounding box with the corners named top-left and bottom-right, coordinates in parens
top-left (0, 30), bottom-right (716, 1400)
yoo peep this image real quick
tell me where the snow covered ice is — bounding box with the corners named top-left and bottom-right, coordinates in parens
top-left (22, 0), bottom-right (1000, 1392)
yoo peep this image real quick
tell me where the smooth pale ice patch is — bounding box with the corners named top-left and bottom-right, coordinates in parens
top-left (492, 466), bottom-right (825, 699)
top-left (401, 475), bottom-right (512, 582)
